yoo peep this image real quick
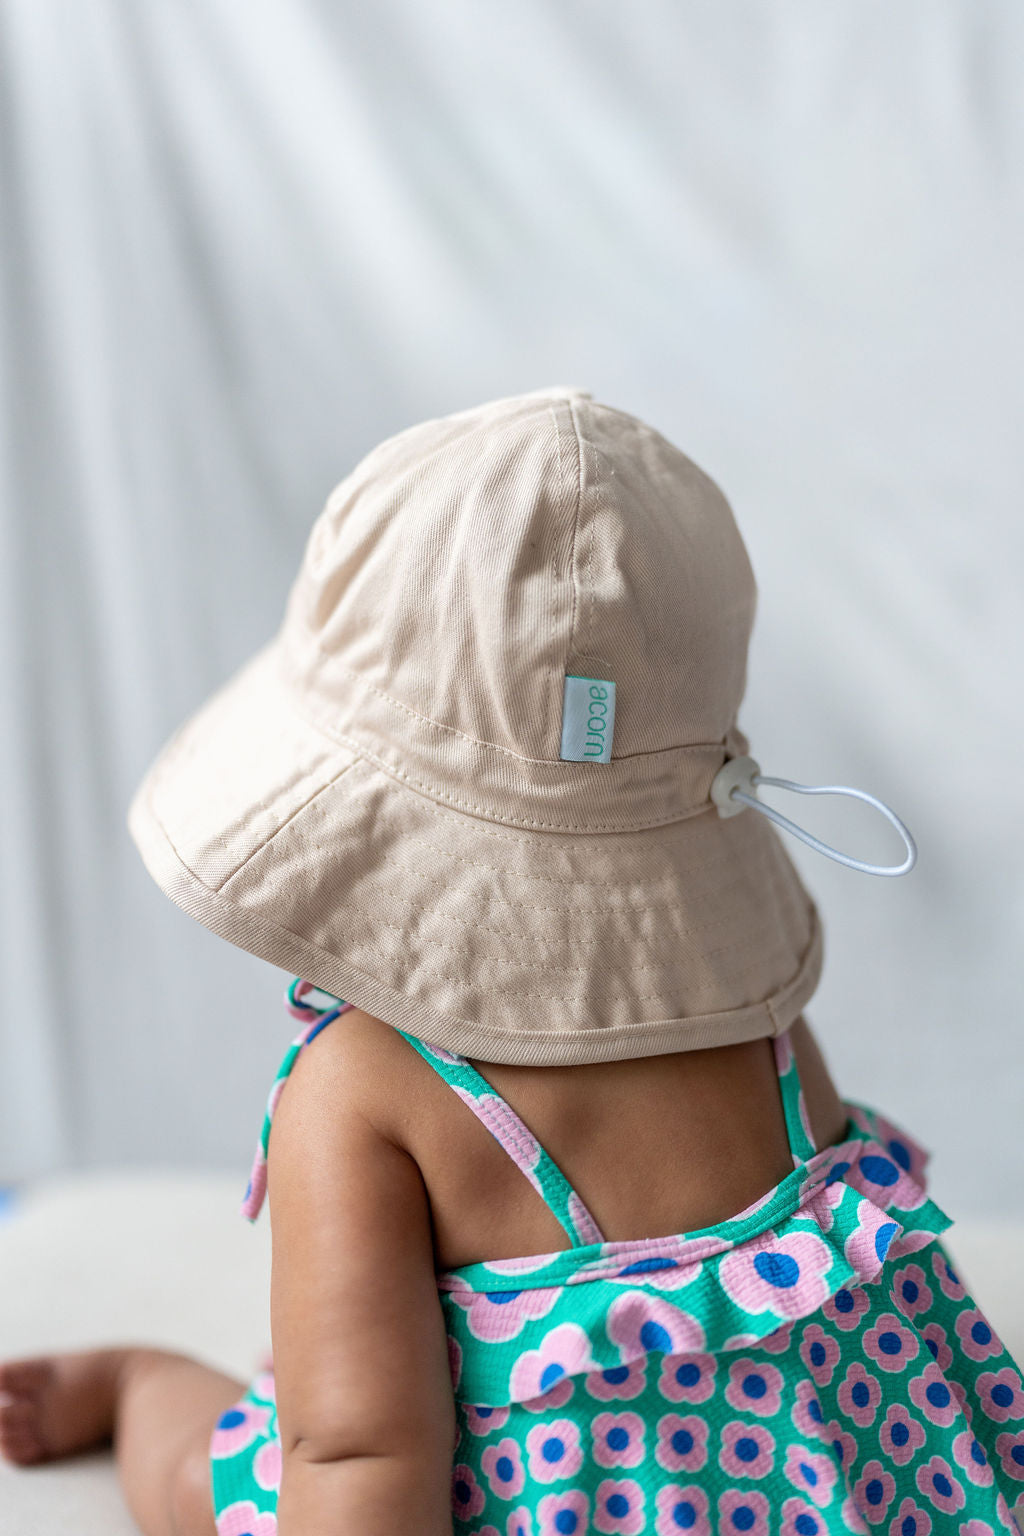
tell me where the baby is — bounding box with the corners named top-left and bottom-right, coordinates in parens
top-left (2, 389), bottom-right (1021, 1536)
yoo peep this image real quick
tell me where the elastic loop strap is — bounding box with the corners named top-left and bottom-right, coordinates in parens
top-left (711, 756), bottom-right (917, 877)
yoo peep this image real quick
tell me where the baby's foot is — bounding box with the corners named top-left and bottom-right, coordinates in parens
top-left (0, 1348), bottom-right (131, 1465)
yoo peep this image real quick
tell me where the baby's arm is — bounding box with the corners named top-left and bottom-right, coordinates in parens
top-left (267, 1020), bottom-right (457, 1536)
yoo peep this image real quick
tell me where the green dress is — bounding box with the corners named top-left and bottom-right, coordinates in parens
top-left (209, 981), bottom-right (1024, 1536)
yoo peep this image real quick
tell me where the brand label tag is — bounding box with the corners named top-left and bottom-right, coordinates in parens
top-left (560, 675), bottom-right (615, 763)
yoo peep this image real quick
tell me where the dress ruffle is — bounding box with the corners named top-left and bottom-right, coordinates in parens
top-left (439, 1099), bottom-right (954, 1407)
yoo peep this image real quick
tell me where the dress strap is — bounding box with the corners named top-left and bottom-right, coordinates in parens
top-left (240, 980), bottom-right (356, 1222)
top-left (395, 1030), bottom-right (606, 1250)
top-left (771, 1025), bottom-right (820, 1167)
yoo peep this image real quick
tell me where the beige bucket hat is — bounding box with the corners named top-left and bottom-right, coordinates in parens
top-left (127, 386), bottom-right (827, 1065)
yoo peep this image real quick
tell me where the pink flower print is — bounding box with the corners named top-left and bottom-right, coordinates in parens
top-left (780, 1496), bottom-right (828, 1536)
top-left (761, 1319), bottom-right (796, 1354)
top-left (840, 1493), bottom-right (871, 1533)
top-left (803, 1171), bottom-right (845, 1232)
top-left (215, 1501), bottom-right (277, 1536)
top-left (843, 1199), bottom-right (902, 1279)
top-left (797, 1083), bottom-right (815, 1156)
top-left (606, 1291), bottom-right (705, 1361)
top-left (525, 1419), bottom-right (583, 1484)
top-left (1001, 1491), bottom-right (1024, 1534)
top-left (654, 1412), bottom-right (709, 1473)
top-left (536, 1489), bottom-right (588, 1536)
top-left (978, 1366), bottom-right (1024, 1424)
top-left (958, 1524), bottom-right (998, 1536)
top-left (783, 1445), bottom-right (837, 1509)
top-left (775, 1028), bottom-right (795, 1076)
top-left (885, 1496), bottom-right (932, 1535)
top-left (482, 1438), bottom-right (526, 1498)
top-left (486, 1254), bottom-right (565, 1276)
top-left (719, 1229), bottom-right (834, 1319)
top-left (889, 1261), bottom-right (933, 1321)
top-left (996, 1430), bottom-right (1024, 1481)
top-left (837, 1361), bottom-right (883, 1427)
top-left (606, 1247), bottom-right (708, 1295)
top-left (908, 1361), bottom-right (961, 1427)
top-left (656, 1353), bottom-right (717, 1404)
top-left (471, 1528), bottom-right (501, 1536)
top-left (252, 1439), bottom-right (281, 1492)
top-left (953, 1428), bottom-right (995, 1486)
top-left (718, 1419), bottom-right (775, 1479)
top-left (567, 1189), bottom-right (602, 1246)
top-left (915, 1453), bottom-right (966, 1515)
top-left (851, 1458), bottom-right (895, 1525)
top-left (932, 1247), bottom-right (967, 1301)
top-left (449, 1333), bottom-right (463, 1390)
top-left (878, 1402), bottom-right (926, 1466)
top-left (210, 1402), bottom-right (272, 1459)
top-left (510, 1322), bottom-right (597, 1407)
top-left (957, 1307), bottom-right (1005, 1362)
top-left (452, 1282), bottom-right (560, 1344)
top-left (250, 1370), bottom-right (276, 1403)
top-left (821, 1285), bottom-right (871, 1332)
top-left (801, 1323), bottom-right (841, 1386)
top-left (506, 1508), bottom-right (534, 1536)
top-left (920, 1321), bottom-right (953, 1372)
top-left (724, 1357), bottom-right (784, 1417)
top-left (594, 1477), bottom-right (645, 1534)
top-left (792, 1378), bottom-right (827, 1438)
top-left (655, 1483), bottom-right (711, 1536)
top-left (585, 1359), bottom-right (648, 1402)
top-left (871, 1111), bottom-right (930, 1182)
top-left (862, 1311), bottom-right (921, 1374)
top-left (466, 1403), bottom-right (511, 1436)
top-left (451, 1464), bottom-right (487, 1521)
top-left (717, 1487), bottom-right (770, 1536)
top-left (821, 1415), bottom-right (857, 1474)
top-left (847, 1146), bottom-right (926, 1213)
top-left (592, 1411), bottom-right (645, 1469)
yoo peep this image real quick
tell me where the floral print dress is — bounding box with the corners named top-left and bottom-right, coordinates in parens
top-left (209, 981), bottom-right (1024, 1536)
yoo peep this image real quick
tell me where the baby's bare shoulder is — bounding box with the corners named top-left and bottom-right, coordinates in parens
top-left (284, 1004), bottom-right (428, 1144)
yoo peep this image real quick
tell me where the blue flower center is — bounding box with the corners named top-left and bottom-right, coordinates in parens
top-left (753, 1250), bottom-right (800, 1288)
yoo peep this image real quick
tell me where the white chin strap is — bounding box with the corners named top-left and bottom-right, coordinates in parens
top-left (710, 756), bottom-right (917, 878)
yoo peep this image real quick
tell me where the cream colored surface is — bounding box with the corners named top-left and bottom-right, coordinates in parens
top-left (0, 1173), bottom-right (1023, 1534)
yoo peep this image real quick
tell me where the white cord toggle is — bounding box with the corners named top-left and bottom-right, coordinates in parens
top-left (710, 755), bottom-right (917, 877)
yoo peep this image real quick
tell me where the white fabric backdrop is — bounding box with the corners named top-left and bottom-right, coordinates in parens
top-left (1, 0), bottom-right (1021, 1220)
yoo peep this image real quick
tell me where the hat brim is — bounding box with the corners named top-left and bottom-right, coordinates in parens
top-left (128, 642), bottom-right (823, 1065)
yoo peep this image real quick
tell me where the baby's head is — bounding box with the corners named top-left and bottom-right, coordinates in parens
top-left (128, 387), bottom-right (822, 1065)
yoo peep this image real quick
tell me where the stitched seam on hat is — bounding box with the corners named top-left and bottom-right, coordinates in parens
top-left (286, 649), bottom-right (711, 769)
top-left (378, 782), bottom-right (734, 854)
top-left (282, 706), bottom-right (720, 833)
top-left (240, 895), bottom-right (790, 976)
top-left (308, 835), bottom-right (748, 900)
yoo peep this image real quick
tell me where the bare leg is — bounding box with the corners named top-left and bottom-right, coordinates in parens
top-left (0, 1346), bottom-right (249, 1536)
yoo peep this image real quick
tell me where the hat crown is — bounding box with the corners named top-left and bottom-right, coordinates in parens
top-left (281, 390), bottom-right (757, 803)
